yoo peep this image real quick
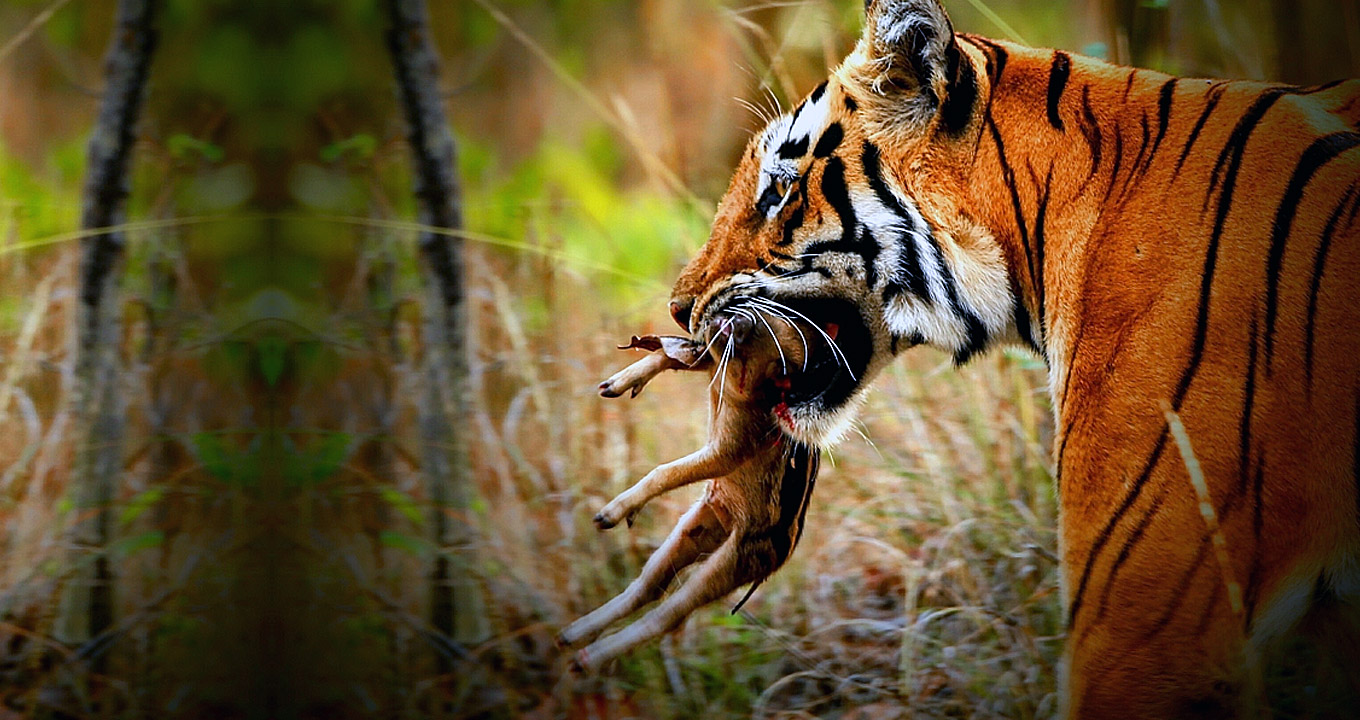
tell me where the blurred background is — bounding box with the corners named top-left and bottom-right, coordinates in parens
top-left (0, 0), bottom-right (1357, 718)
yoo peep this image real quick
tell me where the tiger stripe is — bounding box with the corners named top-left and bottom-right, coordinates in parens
top-left (667, 1), bottom-right (1360, 713)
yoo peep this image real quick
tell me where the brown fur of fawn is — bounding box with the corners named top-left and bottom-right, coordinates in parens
top-left (558, 313), bottom-right (820, 672)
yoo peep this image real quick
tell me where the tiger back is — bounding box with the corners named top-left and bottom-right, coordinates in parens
top-left (665, 0), bottom-right (1360, 716)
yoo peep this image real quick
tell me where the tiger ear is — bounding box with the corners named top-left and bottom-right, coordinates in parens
top-left (859, 0), bottom-right (956, 111)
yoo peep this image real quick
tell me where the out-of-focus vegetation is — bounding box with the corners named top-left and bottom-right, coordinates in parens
top-left (0, 0), bottom-right (1357, 718)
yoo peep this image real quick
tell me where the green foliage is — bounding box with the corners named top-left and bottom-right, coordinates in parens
top-left (320, 133), bottom-right (376, 163)
top-left (462, 133), bottom-right (707, 308)
top-left (379, 488), bottom-right (425, 526)
top-left (189, 431), bottom-right (262, 486)
top-left (0, 142), bottom-right (81, 257)
top-left (379, 530), bottom-right (434, 558)
top-left (281, 431), bottom-right (354, 487)
top-left (168, 134), bottom-right (226, 164)
top-left (119, 488), bottom-right (168, 527)
top-left (111, 531), bottom-right (166, 559)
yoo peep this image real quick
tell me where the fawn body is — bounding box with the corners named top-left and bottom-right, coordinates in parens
top-left (558, 314), bottom-right (821, 671)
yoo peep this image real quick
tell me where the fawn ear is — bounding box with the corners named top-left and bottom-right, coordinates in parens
top-left (858, 0), bottom-right (957, 114)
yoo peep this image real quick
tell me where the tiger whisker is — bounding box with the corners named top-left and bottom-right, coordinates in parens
top-left (752, 297), bottom-right (856, 381)
top-left (716, 327), bottom-right (737, 400)
top-left (743, 305), bottom-right (788, 374)
top-left (735, 96), bottom-right (772, 127)
top-left (740, 300), bottom-right (807, 372)
top-left (761, 82), bottom-right (784, 117)
top-left (692, 317), bottom-right (728, 365)
top-left (707, 325), bottom-right (729, 392)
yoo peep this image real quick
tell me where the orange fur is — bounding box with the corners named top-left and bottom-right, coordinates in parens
top-left (668, 1), bottom-right (1360, 715)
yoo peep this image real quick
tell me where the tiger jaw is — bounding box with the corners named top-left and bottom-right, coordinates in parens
top-left (702, 293), bottom-right (883, 447)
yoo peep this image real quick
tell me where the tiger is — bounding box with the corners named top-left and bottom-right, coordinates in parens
top-left (664, 0), bottom-right (1360, 716)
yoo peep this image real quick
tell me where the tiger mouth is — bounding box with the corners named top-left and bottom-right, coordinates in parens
top-left (711, 295), bottom-right (874, 425)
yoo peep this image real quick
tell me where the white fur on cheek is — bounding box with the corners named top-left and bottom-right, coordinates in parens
top-left (780, 385), bottom-right (869, 448)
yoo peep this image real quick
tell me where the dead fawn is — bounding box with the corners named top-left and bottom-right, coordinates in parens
top-left (557, 312), bottom-right (822, 672)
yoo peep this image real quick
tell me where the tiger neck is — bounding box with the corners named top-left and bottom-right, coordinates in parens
top-left (953, 36), bottom-right (1178, 373)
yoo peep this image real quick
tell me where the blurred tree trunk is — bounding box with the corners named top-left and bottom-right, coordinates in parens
top-left (1102, 0), bottom-right (1169, 69)
top-left (385, 0), bottom-right (491, 656)
top-left (1267, 0), bottom-right (1360, 84)
top-left (56, 0), bottom-right (158, 660)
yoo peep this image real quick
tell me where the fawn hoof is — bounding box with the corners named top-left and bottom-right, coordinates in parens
top-left (570, 648), bottom-right (595, 675)
top-left (593, 511), bottom-right (618, 530)
top-left (594, 496), bottom-right (637, 530)
top-left (598, 380), bottom-right (622, 398)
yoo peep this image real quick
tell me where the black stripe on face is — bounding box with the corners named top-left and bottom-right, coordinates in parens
top-left (857, 228), bottom-right (880, 290)
top-left (777, 177), bottom-right (806, 245)
top-left (813, 122), bottom-right (844, 158)
top-left (940, 41), bottom-right (978, 135)
top-left (801, 157), bottom-right (885, 290)
top-left (844, 95), bottom-right (858, 112)
top-left (883, 231), bottom-right (932, 305)
top-left (952, 319), bottom-right (990, 365)
top-left (778, 135), bottom-right (810, 159)
top-left (1262, 132), bottom-right (1360, 373)
top-left (809, 80), bottom-right (828, 104)
top-left (757, 182), bottom-right (784, 216)
top-left (860, 139), bottom-right (988, 362)
top-left (1305, 187), bottom-right (1360, 390)
top-left (798, 157), bottom-right (875, 283)
top-left (862, 141), bottom-right (931, 304)
top-left (817, 157), bottom-right (856, 244)
top-left (1046, 51), bottom-right (1071, 131)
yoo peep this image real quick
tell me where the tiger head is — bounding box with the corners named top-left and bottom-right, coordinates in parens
top-left (671, 0), bottom-right (1020, 446)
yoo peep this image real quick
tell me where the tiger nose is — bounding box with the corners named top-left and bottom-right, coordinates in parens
top-left (669, 299), bottom-right (693, 331)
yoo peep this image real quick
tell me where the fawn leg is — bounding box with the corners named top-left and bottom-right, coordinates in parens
top-left (598, 343), bottom-right (712, 399)
top-left (594, 441), bottom-right (748, 530)
top-left (599, 352), bottom-right (678, 399)
top-left (558, 500), bottom-right (727, 648)
top-left (574, 530), bottom-right (752, 672)
top-left (596, 400), bottom-right (756, 529)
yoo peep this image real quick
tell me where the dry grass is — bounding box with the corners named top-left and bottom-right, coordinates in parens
top-left (447, 241), bottom-right (1062, 718)
top-left (0, 2), bottom-right (1070, 717)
